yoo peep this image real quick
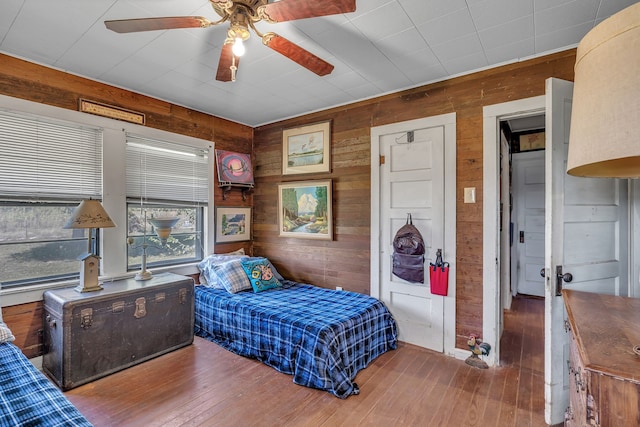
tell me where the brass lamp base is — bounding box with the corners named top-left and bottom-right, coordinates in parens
top-left (135, 270), bottom-right (153, 281)
top-left (75, 283), bottom-right (104, 293)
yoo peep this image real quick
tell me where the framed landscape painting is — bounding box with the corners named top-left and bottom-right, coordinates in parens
top-left (278, 180), bottom-right (332, 240)
top-left (216, 207), bottom-right (251, 243)
top-left (282, 121), bottom-right (331, 175)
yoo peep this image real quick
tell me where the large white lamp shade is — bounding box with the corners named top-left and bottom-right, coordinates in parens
top-left (567, 3), bottom-right (640, 178)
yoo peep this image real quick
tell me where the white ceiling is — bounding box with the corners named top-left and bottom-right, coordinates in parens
top-left (0, 0), bottom-right (636, 127)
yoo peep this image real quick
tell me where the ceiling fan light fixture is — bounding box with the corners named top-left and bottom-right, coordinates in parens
top-left (104, 0), bottom-right (358, 83)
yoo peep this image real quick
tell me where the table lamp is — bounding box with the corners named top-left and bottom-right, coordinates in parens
top-left (64, 199), bottom-right (116, 292)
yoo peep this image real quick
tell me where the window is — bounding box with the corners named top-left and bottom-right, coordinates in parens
top-left (0, 110), bottom-right (103, 288)
top-left (125, 135), bottom-right (208, 271)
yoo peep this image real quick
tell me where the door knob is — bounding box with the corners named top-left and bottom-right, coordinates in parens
top-left (559, 272), bottom-right (573, 283)
top-left (555, 265), bottom-right (573, 296)
top-left (540, 268), bottom-right (545, 278)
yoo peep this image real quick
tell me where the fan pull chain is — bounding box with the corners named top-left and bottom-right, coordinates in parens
top-left (230, 55), bottom-right (238, 82)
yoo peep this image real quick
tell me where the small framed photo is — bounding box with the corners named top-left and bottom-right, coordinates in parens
top-left (278, 180), bottom-right (332, 240)
top-left (282, 120), bottom-right (331, 175)
top-left (215, 207), bottom-right (251, 243)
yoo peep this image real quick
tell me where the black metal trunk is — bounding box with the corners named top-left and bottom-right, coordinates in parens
top-left (43, 272), bottom-right (194, 390)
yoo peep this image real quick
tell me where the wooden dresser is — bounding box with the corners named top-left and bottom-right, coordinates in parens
top-left (563, 289), bottom-right (640, 426)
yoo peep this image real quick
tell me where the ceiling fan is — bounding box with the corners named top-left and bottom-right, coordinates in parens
top-left (104, 0), bottom-right (356, 82)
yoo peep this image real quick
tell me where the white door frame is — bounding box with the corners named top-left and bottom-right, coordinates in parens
top-left (482, 96), bottom-right (546, 366)
top-left (371, 113), bottom-right (458, 357)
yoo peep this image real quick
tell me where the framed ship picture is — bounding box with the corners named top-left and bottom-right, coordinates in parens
top-left (282, 121), bottom-right (331, 175)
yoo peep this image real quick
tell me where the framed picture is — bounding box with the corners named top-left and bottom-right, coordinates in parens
top-left (282, 120), bottom-right (331, 175)
top-left (278, 180), bottom-right (332, 240)
top-left (215, 150), bottom-right (254, 186)
top-left (215, 207), bottom-right (252, 243)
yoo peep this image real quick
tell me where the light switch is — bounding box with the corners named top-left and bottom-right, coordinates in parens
top-left (464, 187), bottom-right (476, 203)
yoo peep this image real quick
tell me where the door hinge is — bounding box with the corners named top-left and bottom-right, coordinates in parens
top-left (380, 155), bottom-right (385, 165)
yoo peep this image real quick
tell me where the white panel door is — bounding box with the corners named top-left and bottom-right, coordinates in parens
top-left (513, 151), bottom-right (545, 297)
top-left (544, 78), bottom-right (628, 424)
top-left (378, 125), bottom-right (445, 351)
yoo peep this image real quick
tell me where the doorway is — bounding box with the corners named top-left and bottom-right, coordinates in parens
top-left (502, 116), bottom-right (546, 299)
top-left (497, 116), bottom-right (546, 381)
top-left (481, 95), bottom-right (546, 367)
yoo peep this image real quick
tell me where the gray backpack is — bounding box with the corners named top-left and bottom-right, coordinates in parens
top-left (392, 214), bottom-right (426, 283)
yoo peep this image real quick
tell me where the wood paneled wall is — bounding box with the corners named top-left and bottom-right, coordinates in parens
top-left (0, 54), bottom-right (253, 354)
top-left (252, 50), bottom-right (577, 349)
top-left (1, 50), bottom-right (577, 353)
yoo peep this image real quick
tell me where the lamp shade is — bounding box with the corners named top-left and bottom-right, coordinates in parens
top-left (567, 3), bottom-right (640, 178)
top-left (63, 199), bottom-right (116, 229)
top-left (148, 217), bottom-right (179, 243)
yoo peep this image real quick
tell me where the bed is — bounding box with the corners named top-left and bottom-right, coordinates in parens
top-left (194, 254), bottom-right (398, 398)
top-left (0, 323), bottom-right (92, 427)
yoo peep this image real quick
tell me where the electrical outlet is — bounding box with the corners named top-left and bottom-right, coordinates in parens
top-left (464, 187), bottom-right (476, 203)
top-left (336, 286), bottom-right (343, 291)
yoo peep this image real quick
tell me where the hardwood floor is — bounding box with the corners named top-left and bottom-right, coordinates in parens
top-left (65, 295), bottom-right (547, 426)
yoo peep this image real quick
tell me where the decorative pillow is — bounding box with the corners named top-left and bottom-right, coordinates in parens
top-left (246, 257), bottom-right (285, 282)
top-left (213, 259), bottom-right (253, 293)
top-left (240, 257), bottom-right (282, 293)
top-left (197, 253), bottom-right (248, 288)
top-left (0, 321), bottom-right (15, 343)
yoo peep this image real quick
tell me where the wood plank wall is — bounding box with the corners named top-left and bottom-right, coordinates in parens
top-left (0, 50), bottom-right (577, 354)
top-left (252, 50), bottom-right (576, 349)
top-left (0, 54), bottom-right (253, 356)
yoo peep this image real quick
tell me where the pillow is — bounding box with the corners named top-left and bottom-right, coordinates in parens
top-left (0, 321), bottom-right (15, 343)
top-left (213, 259), bottom-right (253, 293)
top-left (247, 257), bottom-right (285, 282)
top-left (223, 248), bottom-right (245, 256)
top-left (240, 257), bottom-right (282, 293)
top-left (197, 253), bottom-right (248, 288)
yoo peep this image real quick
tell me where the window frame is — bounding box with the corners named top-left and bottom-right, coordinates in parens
top-left (0, 94), bottom-right (214, 302)
top-left (125, 201), bottom-right (205, 272)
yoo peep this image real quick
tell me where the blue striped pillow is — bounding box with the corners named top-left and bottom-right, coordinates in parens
top-left (213, 259), bottom-right (253, 293)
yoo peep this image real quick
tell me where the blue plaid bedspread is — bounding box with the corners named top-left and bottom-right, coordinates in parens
top-left (194, 281), bottom-right (398, 398)
top-left (0, 342), bottom-right (92, 427)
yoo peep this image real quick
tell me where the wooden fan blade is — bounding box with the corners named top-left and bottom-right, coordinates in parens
top-left (263, 33), bottom-right (334, 76)
top-left (216, 43), bottom-right (240, 82)
top-left (260, 0), bottom-right (356, 23)
top-left (105, 16), bottom-right (213, 33)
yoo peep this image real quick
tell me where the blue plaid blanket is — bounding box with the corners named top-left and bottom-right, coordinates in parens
top-left (0, 342), bottom-right (92, 427)
top-left (194, 281), bottom-right (397, 398)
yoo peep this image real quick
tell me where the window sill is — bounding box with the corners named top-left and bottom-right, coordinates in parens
top-left (1, 263), bottom-right (199, 307)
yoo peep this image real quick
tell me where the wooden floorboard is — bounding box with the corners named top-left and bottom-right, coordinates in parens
top-left (65, 295), bottom-right (549, 426)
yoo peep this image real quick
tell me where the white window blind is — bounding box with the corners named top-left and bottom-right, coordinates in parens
top-left (0, 110), bottom-right (103, 199)
top-left (126, 135), bottom-right (209, 203)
